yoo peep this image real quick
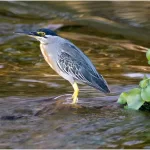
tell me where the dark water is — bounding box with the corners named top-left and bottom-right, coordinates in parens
top-left (0, 1), bottom-right (150, 148)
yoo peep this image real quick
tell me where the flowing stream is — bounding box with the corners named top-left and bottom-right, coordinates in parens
top-left (0, 1), bottom-right (150, 148)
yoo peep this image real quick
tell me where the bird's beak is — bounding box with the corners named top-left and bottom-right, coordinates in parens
top-left (15, 31), bottom-right (39, 37)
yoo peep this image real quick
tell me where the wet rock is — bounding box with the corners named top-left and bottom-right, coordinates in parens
top-left (34, 95), bottom-right (118, 116)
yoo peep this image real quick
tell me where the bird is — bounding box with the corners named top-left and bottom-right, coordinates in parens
top-left (16, 28), bottom-right (110, 104)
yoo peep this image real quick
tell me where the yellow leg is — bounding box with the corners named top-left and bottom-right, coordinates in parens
top-left (71, 82), bottom-right (79, 104)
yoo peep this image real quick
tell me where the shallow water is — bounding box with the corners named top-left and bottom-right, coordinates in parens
top-left (0, 1), bottom-right (150, 148)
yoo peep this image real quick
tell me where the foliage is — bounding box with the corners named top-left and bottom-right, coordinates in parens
top-left (117, 49), bottom-right (150, 110)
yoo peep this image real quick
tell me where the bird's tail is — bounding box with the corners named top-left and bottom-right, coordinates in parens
top-left (88, 75), bottom-right (110, 93)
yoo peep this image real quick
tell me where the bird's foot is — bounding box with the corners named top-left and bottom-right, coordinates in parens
top-left (71, 98), bottom-right (78, 104)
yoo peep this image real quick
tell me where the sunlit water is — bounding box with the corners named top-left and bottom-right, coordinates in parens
top-left (0, 1), bottom-right (150, 148)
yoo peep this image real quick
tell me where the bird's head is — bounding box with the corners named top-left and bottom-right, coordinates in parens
top-left (16, 28), bottom-right (58, 44)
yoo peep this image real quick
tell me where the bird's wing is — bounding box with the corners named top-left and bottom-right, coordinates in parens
top-left (57, 52), bottom-right (87, 81)
top-left (56, 41), bottom-right (110, 93)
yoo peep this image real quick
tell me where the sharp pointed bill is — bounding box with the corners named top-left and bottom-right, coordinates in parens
top-left (15, 28), bottom-right (58, 43)
top-left (15, 31), bottom-right (44, 37)
top-left (15, 28), bottom-right (57, 37)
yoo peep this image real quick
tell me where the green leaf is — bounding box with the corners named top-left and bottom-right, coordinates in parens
top-left (117, 49), bottom-right (150, 111)
top-left (143, 74), bottom-right (148, 80)
top-left (124, 105), bottom-right (129, 109)
top-left (139, 78), bottom-right (149, 89)
top-left (126, 88), bottom-right (144, 110)
top-left (141, 85), bottom-right (150, 102)
top-left (117, 92), bottom-right (128, 104)
top-left (146, 49), bottom-right (150, 61)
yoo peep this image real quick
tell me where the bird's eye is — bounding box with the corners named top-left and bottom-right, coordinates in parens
top-left (37, 32), bottom-right (45, 37)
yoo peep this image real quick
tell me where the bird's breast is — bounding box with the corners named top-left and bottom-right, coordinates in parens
top-left (40, 44), bottom-right (54, 69)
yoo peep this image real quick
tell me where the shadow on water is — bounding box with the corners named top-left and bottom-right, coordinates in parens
top-left (0, 1), bottom-right (150, 149)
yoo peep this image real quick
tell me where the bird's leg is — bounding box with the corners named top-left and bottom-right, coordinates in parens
top-left (71, 82), bottom-right (79, 104)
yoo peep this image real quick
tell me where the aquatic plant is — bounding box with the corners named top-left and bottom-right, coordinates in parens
top-left (117, 49), bottom-right (150, 110)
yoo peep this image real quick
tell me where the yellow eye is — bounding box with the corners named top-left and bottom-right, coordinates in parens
top-left (37, 32), bottom-right (45, 37)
